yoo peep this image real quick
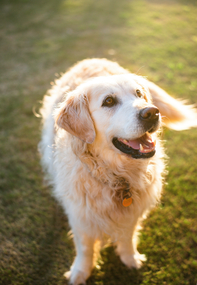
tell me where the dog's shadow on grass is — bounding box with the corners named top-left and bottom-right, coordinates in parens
top-left (88, 246), bottom-right (143, 285)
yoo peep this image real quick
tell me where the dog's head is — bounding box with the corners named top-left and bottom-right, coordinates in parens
top-left (55, 74), bottom-right (161, 159)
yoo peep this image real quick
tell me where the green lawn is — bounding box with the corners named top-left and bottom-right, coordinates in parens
top-left (0, 0), bottom-right (197, 284)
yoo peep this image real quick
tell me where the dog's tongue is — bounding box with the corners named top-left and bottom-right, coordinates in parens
top-left (118, 133), bottom-right (156, 153)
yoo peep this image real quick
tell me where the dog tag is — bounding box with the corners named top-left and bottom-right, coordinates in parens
top-left (122, 190), bottom-right (132, 207)
top-left (122, 196), bottom-right (132, 207)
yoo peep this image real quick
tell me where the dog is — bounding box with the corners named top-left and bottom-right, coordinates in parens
top-left (39, 58), bottom-right (197, 285)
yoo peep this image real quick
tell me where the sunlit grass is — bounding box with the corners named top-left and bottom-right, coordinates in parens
top-left (0, 0), bottom-right (197, 284)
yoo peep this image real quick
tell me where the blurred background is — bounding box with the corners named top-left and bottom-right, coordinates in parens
top-left (0, 0), bottom-right (197, 284)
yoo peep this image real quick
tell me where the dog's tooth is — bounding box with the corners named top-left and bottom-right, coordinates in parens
top-left (140, 144), bottom-right (144, 152)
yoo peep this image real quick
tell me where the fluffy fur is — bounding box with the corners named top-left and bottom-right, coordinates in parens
top-left (39, 58), bottom-right (197, 285)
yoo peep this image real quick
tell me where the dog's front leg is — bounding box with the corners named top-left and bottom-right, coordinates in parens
top-left (65, 230), bottom-right (94, 285)
top-left (116, 229), bottom-right (146, 269)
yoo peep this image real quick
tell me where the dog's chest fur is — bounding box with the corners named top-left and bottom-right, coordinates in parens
top-left (53, 134), bottom-right (164, 237)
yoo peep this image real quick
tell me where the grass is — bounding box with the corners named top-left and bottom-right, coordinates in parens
top-left (0, 0), bottom-right (197, 284)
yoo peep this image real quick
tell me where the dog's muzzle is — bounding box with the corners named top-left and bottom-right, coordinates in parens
top-left (112, 107), bottom-right (160, 159)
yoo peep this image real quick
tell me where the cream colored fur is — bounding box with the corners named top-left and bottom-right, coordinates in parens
top-left (39, 58), bottom-right (197, 285)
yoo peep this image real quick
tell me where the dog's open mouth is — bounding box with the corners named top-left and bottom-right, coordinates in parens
top-left (112, 133), bottom-right (156, 159)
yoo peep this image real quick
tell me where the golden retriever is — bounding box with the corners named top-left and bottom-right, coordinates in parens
top-left (39, 58), bottom-right (197, 285)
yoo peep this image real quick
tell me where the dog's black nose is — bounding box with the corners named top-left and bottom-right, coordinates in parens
top-left (139, 107), bottom-right (160, 122)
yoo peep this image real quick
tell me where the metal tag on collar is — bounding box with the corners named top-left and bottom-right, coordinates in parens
top-left (122, 188), bottom-right (132, 207)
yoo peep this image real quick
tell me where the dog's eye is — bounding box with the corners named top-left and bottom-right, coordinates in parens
top-left (136, 89), bottom-right (143, 98)
top-left (102, 96), bottom-right (117, 107)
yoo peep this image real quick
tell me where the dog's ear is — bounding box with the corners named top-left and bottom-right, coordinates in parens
top-left (55, 92), bottom-right (96, 143)
top-left (147, 80), bottom-right (197, 130)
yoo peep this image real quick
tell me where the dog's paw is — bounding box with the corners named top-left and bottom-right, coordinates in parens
top-left (119, 252), bottom-right (146, 269)
top-left (64, 269), bottom-right (87, 285)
